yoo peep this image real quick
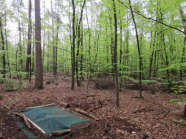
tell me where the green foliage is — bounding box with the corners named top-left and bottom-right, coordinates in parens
top-left (0, 95), bottom-right (3, 100)
top-left (172, 119), bottom-right (186, 125)
top-left (0, 78), bottom-right (6, 84)
top-left (172, 110), bottom-right (182, 114)
top-left (170, 81), bottom-right (185, 103)
top-left (1, 104), bottom-right (10, 110)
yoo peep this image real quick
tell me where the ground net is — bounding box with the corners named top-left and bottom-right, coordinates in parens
top-left (21, 105), bottom-right (90, 134)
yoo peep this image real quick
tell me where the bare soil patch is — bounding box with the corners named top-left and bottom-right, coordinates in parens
top-left (0, 72), bottom-right (185, 139)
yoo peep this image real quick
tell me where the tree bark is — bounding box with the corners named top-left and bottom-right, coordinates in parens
top-left (179, 5), bottom-right (186, 118)
top-left (119, 13), bottom-right (123, 91)
top-left (0, 17), bottom-right (6, 78)
top-left (71, 0), bottom-right (75, 90)
top-left (129, 0), bottom-right (143, 98)
top-left (35, 0), bottom-right (43, 89)
top-left (18, 4), bottom-right (23, 71)
top-left (25, 0), bottom-right (32, 81)
top-left (75, 0), bottom-right (86, 86)
top-left (109, 12), bottom-right (114, 78)
top-left (113, 0), bottom-right (119, 107)
top-left (179, 6), bottom-right (186, 81)
top-left (5, 14), bottom-right (10, 77)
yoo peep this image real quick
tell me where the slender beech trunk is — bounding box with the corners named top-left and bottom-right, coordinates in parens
top-left (86, 7), bottom-right (91, 80)
top-left (51, 0), bottom-right (56, 77)
top-left (18, 5), bottom-right (23, 71)
top-left (80, 22), bottom-right (84, 81)
top-left (179, 7), bottom-right (186, 81)
top-left (47, 33), bottom-right (50, 72)
top-left (5, 14), bottom-right (10, 77)
top-left (149, 32), bottom-right (156, 79)
top-left (32, 31), bottom-right (35, 73)
top-left (76, 23), bottom-right (81, 86)
top-left (160, 11), bottom-right (171, 91)
top-left (16, 48), bottom-right (18, 71)
top-left (113, 0), bottom-right (119, 107)
top-left (71, 0), bottom-right (75, 90)
top-left (179, 5), bottom-right (186, 118)
top-left (0, 17), bottom-right (6, 78)
top-left (54, 17), bottom-right (60, 81)
top-left (43, 1), bottom-right (46, 71)
top-left (129, 0), bottom-right (143, 98)
top-left (162, 32), bottom-right (170, 91)
top-left (75, 0), bottom-right (86, 86)
top-left (125, 12), bottom-right (129, 71)
top-left (119, 15), bottom-right (123, 91)
top-left (25, 0), bottom-right (32, 81)
top-left (109, 12), bottom-right (114, 78)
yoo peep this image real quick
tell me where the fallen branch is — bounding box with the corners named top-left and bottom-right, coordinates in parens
top-left (11, 112), bottom-right (31, 129)
top-left (75, 108), bottom-right (99, 121)
top-left (157, 112), bottom-right (168, 119)
top-left (86, 94), bottom-right (96, 98)
top-left (133, 108), bottom-right (155, 113)
top-left (52, 129), bottom-right (71, 136)
top-left (25, 103), bottom-right (55, 109)
top-left (27, 117), bottom-right (46, 134)
top-left (12, 111), bottom-right (46, 134)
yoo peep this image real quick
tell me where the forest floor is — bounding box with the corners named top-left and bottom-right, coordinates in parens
top-left (0, 72), bottom-right (185, 139)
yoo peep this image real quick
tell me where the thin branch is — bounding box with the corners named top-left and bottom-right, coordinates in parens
top-left (117, 0), bottom-right (185, 35)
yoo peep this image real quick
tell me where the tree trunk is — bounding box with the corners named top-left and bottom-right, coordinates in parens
top-left (109, 12), bottom-right (114, 79)
top-left (75, 0), bottom-right (86, 86)
top-left (76, 24), bottom-right (81, 86)
top-left (0, 17), bottom-right (6, 78)
top-left (51, 0), bottom-right (57, 78)
top-left (35, 0), bottom-right (43, 89)
top-left (179, 6), bottom-right (186, 81)
top-left (113, 0), bottom-right (119, 107)
top-left (71, 0), bottom-right (75, 90)
top-left (5, 14), bottom-right (11, 77)
top-left (42, 1), bottom-right (46, 71)
top-left (149, 32), bottom-right (156, 79)
top-left (119, 15), bottom-right (123, 92)
top-left (86, 7), bottom-right (92, 80)
top-left (129, 0), bottom-right (143, 98)
top-left (32, 31), bottom-right (35, 73)
top-left (25, 0), bottom-right (32, 81)
top-left (179, 5), bottom-right (186, 117)
top-left (18, 6), bottom-right (23, 71)
top-left (80, 22), bottom-right (84, 81)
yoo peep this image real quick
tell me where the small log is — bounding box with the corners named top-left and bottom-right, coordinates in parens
top-left (26, 116), bottom-right (46, 134)
top-left (86, 94), bottom-right (96, 98)
top-left (133, 108), bottom-right (146, 113)
top-left (11, 112), bottom-right (31, 129)
top-left (52, 129), bottom-right (71, 136)
top-left (75, 108), bottom-right (99, 121)
top-left (25, 103), bottom-right (55, 109)
top-left (133, 108), bottom-right (154, 113)
top-left (12, 112), bottom-right (46, 134)
top-left (78, 123), bottom-right (91, 130)
top-left (59, 102), bottom-right (70, 108)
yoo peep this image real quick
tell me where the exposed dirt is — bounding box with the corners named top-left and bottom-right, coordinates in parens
top-left (0, 72), bottom-right (186, 139)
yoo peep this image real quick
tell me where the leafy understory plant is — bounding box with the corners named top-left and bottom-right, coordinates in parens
top-left (1, 104), bottom-right (10, 110)
top-left (171, 82), bottom-right (186, 124)
top-left (172, 119), bottom-right (186, 125)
